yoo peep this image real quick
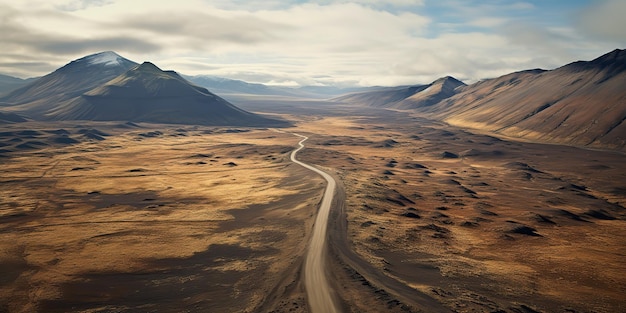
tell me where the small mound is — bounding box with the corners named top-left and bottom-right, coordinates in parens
top-left (533, 214), bottom-right (556, 224)
top-left (403, 163), bottom-right (427, 169)
top-left (0, 112), bottom-right (28, 123)
top-left (138, 131), bottom-right (163, 138)
top-left (360, 221), bottom-right (376, 227)
top-left (419, 224), bottom-right (450, 238)
top-left (385, 160), bottom-right (397, 168)
top-left (52, 135), bottom-right (80, 144)
top-left (441, 151), bottom-right (458, 159)
top-left (70, 167), bottom-right (94, 171)
top-left (460, 149), bottom-right (505, 157)
top-left (507, 224), bottom-right (542, 237)
top-left (374, 139), bottom-right (399, 148)
top-left (401, 212), bottom-right (421, 219)
top-left (0, 148), bottom-right (13, 155)
top-left (116, 121), bottom-right (141, 128)
top-left (17, 130), bottom-right (43, 136)
top-left (82, 132), bottom-right (105, 141)
top-left (554, 209), bottom-right (590, 222)
top-left (460, 149), bottom-right (482, 157)
top-left (560, 183), bottom-right (588, 191)
top-left (585, 209), bottom-right (616, 220)
top-left (505, 162), bottom-right (543, 173)
top-left (44, 129), bottom-right (70, 135)
top-left (78, 128), bottom-right (110, 137)
top-left (15, 141), bottom-right (48, 149)
top-left (480, 209), bottom-right (498, 216)
top-left (460, 221), bottom-right (479, 227)
top-left (460, 186), bottom-right (477, 195)
top-left (189, 153), bottom-right (213, 158)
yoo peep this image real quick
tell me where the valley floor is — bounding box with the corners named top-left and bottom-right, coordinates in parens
top-left (1, 103), bottom-right (625, 312)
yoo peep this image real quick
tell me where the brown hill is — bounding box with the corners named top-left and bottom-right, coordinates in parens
top-left (423, 49), bottom-right (626, 150)
top-left (396, 76), bottom-right (466, 109)
top-left (334, 76), bottom-right (465, 109)
top-left (334, 85), bottom-right (429, 107)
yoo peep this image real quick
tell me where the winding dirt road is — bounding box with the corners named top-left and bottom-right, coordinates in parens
top-left (290, 134), bottom-right (340, 313)
top-left (288, 132), bottom-right (447, 313)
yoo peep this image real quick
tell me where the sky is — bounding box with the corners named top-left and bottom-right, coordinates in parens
top-left (0, 0), bottom-right (624, 87)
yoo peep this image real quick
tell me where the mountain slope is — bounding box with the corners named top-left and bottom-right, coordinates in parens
top-left (0, 74), bottom-right (31, 96)
top-left (396, 76), bottom-right (466, 109)
top-left (186, 75), bottom-right (377, 99)
top-left (333, 76), bottom-right (466, 108)
top-left (0, 51), bottom-right (138, 116)
top-left (186, 75), bottom-right (302, 97)
top-left (47, 62), bottom-right (286, 126)
top-left (424, 49), bottom-right (626, 150)
top-left (0, 112), bottom-right (28, 124)
top-left (333, 85), bottom-right (429, 107)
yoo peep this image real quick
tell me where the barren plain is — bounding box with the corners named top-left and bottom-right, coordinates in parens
top-left (1, 102), bottom-right (625, 313)
top-left (0, 122), bottom-right (323, 312)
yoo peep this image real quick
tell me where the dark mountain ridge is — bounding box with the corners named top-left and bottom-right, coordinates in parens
top-left (0, 52), bottom-right (288, 127)
top-left (0, 52), bottom-right (138, 114)
top-left (45, 61), bottom-right (285, 126)
top-left (0, 74), bottom-right (34, 96)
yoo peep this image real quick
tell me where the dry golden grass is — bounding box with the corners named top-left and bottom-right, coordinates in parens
top-left (1, 108), bottom-right (625, 313)
top-left (0, 124), bottom-right (322, 313)
top-left (294, 112), bottom-right (626, 312)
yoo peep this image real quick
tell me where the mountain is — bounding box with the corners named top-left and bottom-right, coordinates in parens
top-left (186, 75), bottom-right (377, 99)
top-left (334, 76), bottom-right (466, 108)
top-left (295, 85), bottom-right (379, 98)
top-left (45, 62), bottom-right (286, 126)
top-left (186, 75), bottom-right (302, 97)
top-left (0, 112), bottom-right (28, 124)
top-left (333, 84), bottom-right (428, 107)
top-left (0, 51), bottom-right (138, 116)
top-left (396, 76), bottom-right (466, 109)
top-left (421, 49), bottom-right (626, 150)
top-left (0, 74), bottom-right (33, 96)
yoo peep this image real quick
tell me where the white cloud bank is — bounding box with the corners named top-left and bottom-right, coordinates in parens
top-left (0, 0), bottom-right (622, 86)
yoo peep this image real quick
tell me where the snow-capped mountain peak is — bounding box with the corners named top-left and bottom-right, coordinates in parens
top-left (85, 51), bottom-right (124, 66)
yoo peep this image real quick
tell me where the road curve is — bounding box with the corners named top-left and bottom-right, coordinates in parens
top-left (290, 133), bottom-right (340, 313)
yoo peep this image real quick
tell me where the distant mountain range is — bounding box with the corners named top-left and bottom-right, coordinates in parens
top-left (0, 58), bottom-right (375, 103)
top-left (0, 74), bottom-right (37, 96)
top-left (0, 52), bottom-right (287, 126)
top-left (1, 49), bottom-right (624, 150)
top-left (184, 75), bottom-right (302, 97)
top-left (184, 75), bottom-right (375, 98)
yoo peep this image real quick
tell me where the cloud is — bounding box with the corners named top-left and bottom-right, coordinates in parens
top-left (118, 11), bottom-right (287, 46)
top-left (576, 0), bottom-right (626, 42)
top-left (0, 0), bottom-right (621, 86)
top-left (319, 0), bottom-right (424, 7)
top-left (56, 0), bottom-right (113, 11)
